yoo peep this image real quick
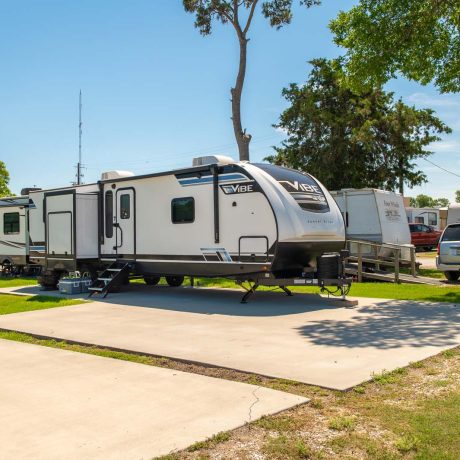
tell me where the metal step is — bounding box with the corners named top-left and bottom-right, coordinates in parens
top-left (98, 278), bottom-right (113, 282)
top-left (107, 268), bottom-right (122, 272)
top-left (88, 287), bottom-right (104, 292)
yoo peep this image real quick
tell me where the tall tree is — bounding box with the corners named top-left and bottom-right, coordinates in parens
top-left (330, 0), bottom-right (460, 93)
top-left (0, 161), bottom-right (12, 197)
top-left (266, 59), bottom-right (451, 192)
top-left (409, 195), bottom-right (449, 208)
top-left (183, 0), bottom-right (320, 161)
top-left (456, 190), bottom-right (460, 203)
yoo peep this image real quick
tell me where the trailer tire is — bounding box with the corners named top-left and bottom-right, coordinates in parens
top-left (144, 276), bottom-right (161, 286)
top-left (445, 271), bottom-right (460, 281)
top-left (165, 275), bottom-right (184, 287)
top-left (38, 270), bottom-right (60, 289)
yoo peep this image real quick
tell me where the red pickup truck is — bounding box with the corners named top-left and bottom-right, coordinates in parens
top-left (409, 223), bottom-right (442, 250)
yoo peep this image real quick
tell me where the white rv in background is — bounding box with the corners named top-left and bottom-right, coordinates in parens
top-left (28, 183), bottom-right (99, 274)
top-left (0, 196), bottom-right (30, 270)
top-left (406, 207), bottom-right (441, 231)
top-left (330, 188), bottom-right (411, 245)
top-left (447, 204), bottom-right (460, 225)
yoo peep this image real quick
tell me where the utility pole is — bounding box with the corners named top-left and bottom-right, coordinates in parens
top-left (77, 90), bottom-right (83, 185)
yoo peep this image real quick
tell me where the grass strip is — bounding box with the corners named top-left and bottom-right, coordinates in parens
top-left (0, 294), bottom-right (84, 315)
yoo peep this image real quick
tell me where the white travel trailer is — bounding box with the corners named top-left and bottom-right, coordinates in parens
top-left (406, 207), bottom-right (441, 231)
top-left (33, 157), bottom-right (348, 297)
top-left (28, 183), bottom-right (100, 284)
top-left (0, 196), bottom-right (30, 271)
top-left (330, 188), bottom-right (411, 245)
top-left (447, 203), bottom-right (460, 225)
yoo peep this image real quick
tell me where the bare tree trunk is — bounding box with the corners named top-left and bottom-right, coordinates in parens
top-left (231, 37), bottom-right (251, 162)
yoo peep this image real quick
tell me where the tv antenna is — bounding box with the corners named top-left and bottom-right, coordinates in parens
top-left (76, 90), bottom-right (84, 185)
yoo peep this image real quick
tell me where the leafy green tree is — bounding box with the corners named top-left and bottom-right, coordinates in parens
top-left (0, 161), bottom-right (12, 197)
top-left (183, 0), bottom-right (320, 161)
top-left (435, 197), bottom-right (449, 207)
top-left (456, 190), bottom-right (460, 204)
top-left (330, 0), bottom-right (460, 93)
top-left (409, 194), bottom-right (449, 208)
top-left (266, 59), bottom-right (451, 192)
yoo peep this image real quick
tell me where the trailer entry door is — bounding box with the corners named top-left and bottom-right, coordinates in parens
top-left (115, 189), bottom-right (135, 257)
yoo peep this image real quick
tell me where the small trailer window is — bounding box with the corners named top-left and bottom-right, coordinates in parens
top-left (172, 197), bottom-right (195, 224)
top-left (105, 191), bottom-right (113, 238)
top-left (4, 212), bottom-right (19, 234)
top-left (120, 194), bottom-right (130, 219)
top-left (428, 212), bottom-right (437, 226)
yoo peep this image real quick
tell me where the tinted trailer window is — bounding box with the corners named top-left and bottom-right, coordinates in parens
top-left (255, 164), bottom-right (329, 213)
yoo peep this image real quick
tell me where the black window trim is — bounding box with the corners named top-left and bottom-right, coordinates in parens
top-left (3, 212), bottom-right (20, 235)
top-left (105, 191), bottom-right (114, 238)
top-left (171, 196), bottom-right (195, 224)
top-left (119, 193), bottom-right (130, 220)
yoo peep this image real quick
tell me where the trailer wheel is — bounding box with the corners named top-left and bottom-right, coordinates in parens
top-left (445, 271), bottom-right (460, 281)
top-left (165, 275), bottom-right (184, 287)
top-left (38, 270), bottom-right (60, 290)
top-left (144, 276), bottom-right (161, 286)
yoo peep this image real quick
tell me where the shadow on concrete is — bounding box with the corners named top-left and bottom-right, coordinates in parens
top-left (296, 300), bottom-right (460, 349)
top-left (6, 284), bottom-right (351, 317)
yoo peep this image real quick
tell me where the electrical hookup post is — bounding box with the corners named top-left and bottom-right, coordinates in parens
top-left (237, 249), bottom-right (354, 304)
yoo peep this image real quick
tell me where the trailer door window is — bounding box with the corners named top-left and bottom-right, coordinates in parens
top-left (105, 191), bottom-right (113, 238)
top-left (120, 194), bottom-right (130, 219)
top-left (4, 212), bottom-right (19, 234)
top-left (172, 197), bottom-right (195, 223)
top-left (428, 212), bottom-right (437, 226)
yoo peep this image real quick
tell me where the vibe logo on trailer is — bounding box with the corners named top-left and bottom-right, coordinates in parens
top-left (220, 182), bottom-right (259, 195)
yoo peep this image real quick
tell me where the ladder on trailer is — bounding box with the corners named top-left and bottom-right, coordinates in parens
top-left (88, 262), bottom-right (131, 298)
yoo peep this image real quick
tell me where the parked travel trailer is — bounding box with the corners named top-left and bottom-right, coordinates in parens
top-left (0, 196), bottom-right (30, 271)
top-left (406, 207), bottom-right (441, 231)
top-left (447, 204), bottom-right (460, 225)
top-left (330, 189), bottom-right (411, 245)
top-left (30, 157), bottom-right (348, 297)
top-left (28, 183), bottom-right (100, 284)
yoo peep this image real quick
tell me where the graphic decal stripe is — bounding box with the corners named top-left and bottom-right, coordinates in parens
top-left (178, 173), bottom-right (249, 186)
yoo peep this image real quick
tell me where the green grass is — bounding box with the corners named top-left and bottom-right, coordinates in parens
top-left (377, 392), bottom-right (460, 459)
top-left (417, 251), bottom-right (437, 259)
top-left (0, 294), bottom-right (84, 315)
top-left (160, 277), bottom-right (460, 303)
top-left (262, 434), bottom-right (313, 460)
top-left (328, 415), bottom-right (356, 431)
top-left (0, 276), bottom-right (38, 288)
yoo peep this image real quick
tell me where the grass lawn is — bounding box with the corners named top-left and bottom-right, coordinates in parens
top-left (417, 251), bottom-right (437, 259)
top-left (0, 328), bottom-right (459, 460)
top-left (135, 277), bottom-right (460, 303)
top-left (0, 277), bottom-right (38, 288)
top-left (0, 294), bottom-right (84, 315)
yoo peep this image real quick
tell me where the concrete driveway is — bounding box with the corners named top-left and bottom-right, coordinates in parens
top-left (0, 339), bottom-right (306, 460)
top-left (1, 285), bottom-right (459, 389)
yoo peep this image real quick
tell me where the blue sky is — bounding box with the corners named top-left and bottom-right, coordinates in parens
top-left (1, 0), bottom-right (459, 201)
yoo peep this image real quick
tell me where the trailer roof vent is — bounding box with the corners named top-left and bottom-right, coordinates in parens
top-left (100, 171), bottom-right (135, 181)
top-left (192, 155), bottom-right (235, 167)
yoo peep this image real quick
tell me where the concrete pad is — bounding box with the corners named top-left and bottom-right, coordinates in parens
top-left (0, 339), bottom-right (306, 460)
top-left (0, 285), bottom-right (459, 389)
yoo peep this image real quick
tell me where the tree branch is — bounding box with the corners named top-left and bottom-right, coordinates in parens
top-left (243, 0), bottom-right (259, 35)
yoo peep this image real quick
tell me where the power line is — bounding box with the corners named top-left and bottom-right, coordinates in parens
top-left (423, 157), bottom-right (460, 179)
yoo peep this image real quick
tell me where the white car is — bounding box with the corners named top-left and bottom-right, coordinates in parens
top-left (437, 224), bottom-right (460, 281)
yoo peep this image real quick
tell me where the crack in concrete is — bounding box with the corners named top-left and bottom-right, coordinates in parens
top-left (247, 386), bottom-right (261, 427)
